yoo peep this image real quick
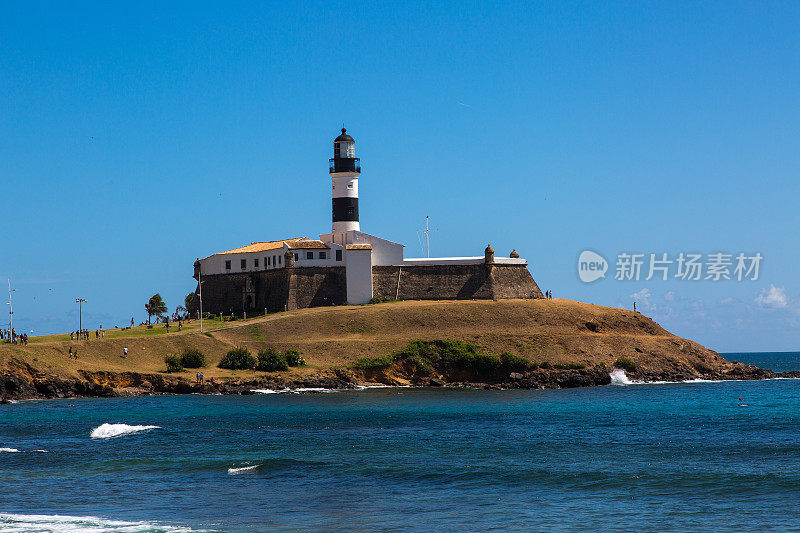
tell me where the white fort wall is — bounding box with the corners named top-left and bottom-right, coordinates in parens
top-left (198, 242), bottom-right (347, 276)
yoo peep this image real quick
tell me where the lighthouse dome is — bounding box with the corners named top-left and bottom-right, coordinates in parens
top-left (335, 128), bottom-right (354, 143)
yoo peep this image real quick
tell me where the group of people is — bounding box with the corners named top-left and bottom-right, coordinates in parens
top-left (544, 290), bottom-right (554, 299)
top-left (66, 347), bottom-right (78, 359)
top-left (1, 329), bottom-right (28, 345)
top-left (70, 329), bottom-right (104, 340)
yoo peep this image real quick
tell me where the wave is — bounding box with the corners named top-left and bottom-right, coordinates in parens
top-left (0, 447), bottom-right (20, 453)
top-left (251, 384), bottom-right (402, 394)
top-left (251, 387), bottom-right (357, 394)
top-left (0, 513), bottom-right (205, 532)
top-left (609, 369), bottom-right (633, 385)
top-left (227, 464), bottom-right (260, 474)
top-left (90, 423), bottom-right (161, 439)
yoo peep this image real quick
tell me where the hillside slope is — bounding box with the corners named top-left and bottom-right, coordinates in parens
top-left (0, 299), bottom-right (774, 399)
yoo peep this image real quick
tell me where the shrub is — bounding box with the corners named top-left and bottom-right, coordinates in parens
top-left (352, 341), bottom-right (538, 375)
top-left (218, 346), bottom-right (256, 370)
top-left (284, 349), bottom-right (305, 367)
top-left (554, 362), bottom-right (586, 370)
top-left (180, 348), bottom-right (206, 368)
top-left (256, 348), bottom-right (288, 372)
top-left (539, 361), bottom-right (552, 369)
top-left (499, 352), bottom-right (535, 370)
top-left (164, 355), bottom-right (183, 373)
top-left (368, 296), bottom-right (398, 305)
top-left (614, 357), bottom-right (638, 372)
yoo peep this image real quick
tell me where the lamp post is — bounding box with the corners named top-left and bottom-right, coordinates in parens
top-left (76, 298), bottom-right (86, 332)
top-left (7, 279), bottom-right (15, 334)
top-left (198, 262), bottom-right (204, 334)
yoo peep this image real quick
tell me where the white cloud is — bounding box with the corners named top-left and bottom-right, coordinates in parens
top-left (663, 291), bottom-right (675, 302)
top-left (718, 297), bottom-right (737, 305)
top-left (630, 288), bottom-right (656, 312)
top-left (755, 285), bottom-right (788, 309)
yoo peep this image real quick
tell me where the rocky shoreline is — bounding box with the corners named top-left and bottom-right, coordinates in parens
top-left (2, 363), bottom-right (798, 402)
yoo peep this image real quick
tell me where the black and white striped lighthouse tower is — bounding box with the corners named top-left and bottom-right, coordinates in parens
top-left (329, 128), bottom-right (361, 234)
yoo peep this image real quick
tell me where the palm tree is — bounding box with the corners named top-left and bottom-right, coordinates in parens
top-left (185, 292), bottom-right (198, 314)
top-left (146, 294), bottom-right (167, 324)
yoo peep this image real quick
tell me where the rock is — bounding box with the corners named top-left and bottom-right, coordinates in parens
top-left (509, 372), bottom-right (523, 381)
top-left (428, 378), bottom-right (445, 387)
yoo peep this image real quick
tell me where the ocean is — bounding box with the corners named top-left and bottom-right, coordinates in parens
top-left (1, 352), bottom-right (799, 532)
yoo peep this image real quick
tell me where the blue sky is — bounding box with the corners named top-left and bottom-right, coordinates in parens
top-left (1, 1), bottom-right (798, 351)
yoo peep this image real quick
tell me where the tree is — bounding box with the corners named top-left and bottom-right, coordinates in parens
top-left (185, 292), bottom-right (199, 315)
top-left (146, 294), bottom-right (167, 324)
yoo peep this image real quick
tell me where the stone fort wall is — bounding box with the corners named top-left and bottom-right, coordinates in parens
top-left (371, 264), bottom-right (543, 301)
top-left (196, 263), bottom-right (542, 315)
top-left (197, 267), bottom-right (347, 315)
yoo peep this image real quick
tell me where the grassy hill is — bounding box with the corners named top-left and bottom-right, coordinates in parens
top-left (0, 298), bottom-right (758, 398)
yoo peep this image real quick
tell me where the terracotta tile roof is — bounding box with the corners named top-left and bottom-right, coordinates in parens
top-left (288, 240), bottom-right (330, 249)
top-left (346, 244), bottom-right (372, 250)
top-left (214, 238), bottom-right (307, 256)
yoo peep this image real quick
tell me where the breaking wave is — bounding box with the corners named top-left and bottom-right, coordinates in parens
top-left (251, 385), bottom-right (399, 394)
top-left (90, 423), bottom-right (161, 439)
top-left (0, 447), bottom-right (20, 453)
top-left (0, 513), bottom-right (204, 532)
top-left (609, 369), bottom-right (633, 385)
top-left (227, 464), bottom-right (260, 474)
top-left (251, 386), bottom-right (362, 394)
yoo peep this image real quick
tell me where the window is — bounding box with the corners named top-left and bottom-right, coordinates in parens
top-left (294, 253), bottom-right (299, 261)
top-left (319, 251), bottom-right (326, 259)
top-left (254, 259), bottom-right (259, 268)
top-left (306, 251), bottom-right (314, 260)
top-left (267, 256), bottom-right (271, 266)
top-left (241, 259), bottom-right (246, 270)
top-left (336, 249), bottom-right (342, 261)
top-left (264, 257), bottom-right (268, 268)
top-left (225, 260), bottom-right (231, 270)
top-left (347, 183), bottom-right (354, 189)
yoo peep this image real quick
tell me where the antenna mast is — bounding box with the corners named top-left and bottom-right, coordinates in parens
top-left (418, 216), bottom-right (437, 258)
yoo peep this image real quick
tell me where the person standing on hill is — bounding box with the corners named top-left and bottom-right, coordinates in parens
top-left (123, 347), bottom-right (128, 358)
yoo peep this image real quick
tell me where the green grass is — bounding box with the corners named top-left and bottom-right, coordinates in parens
top-left (249, 325), bottom-right (266, 341)
top-left (351, 340), bottom-right (536, 374)
top-left (554, 362), bottom-right (587, 370)
top-left (367, 296), bottom-right (399, 305)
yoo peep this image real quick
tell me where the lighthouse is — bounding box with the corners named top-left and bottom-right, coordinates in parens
top-left (330, 128), bottom-right (360, 234)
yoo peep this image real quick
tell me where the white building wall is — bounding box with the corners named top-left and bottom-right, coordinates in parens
top-left (320, 230), bottom-right (404, 266)
top-left (345, 249), bottom-right (373, 305)
top-left (199, 242), bottom-right (347, 275)
top-left (331, 175), bottom-right (358, 197)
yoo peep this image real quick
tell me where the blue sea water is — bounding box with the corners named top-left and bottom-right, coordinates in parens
top-left (1, 352), bottom-right (799, 532)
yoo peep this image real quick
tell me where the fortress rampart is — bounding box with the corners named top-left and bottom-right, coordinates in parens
top-left (197, 262), bottom-right (543, 315)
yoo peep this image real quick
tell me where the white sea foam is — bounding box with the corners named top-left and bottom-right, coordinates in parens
top-left (0, 447), bottom-right (20, 453)
top-left (228, 464), bottom-right (260, 474)
top-left (609, 369), bottom-right (633, 385)
top-left (90, 423), bottom-right (160, 439)
top-left (0, 513), bottom-right (204, 532)
top-left (251, 387), bottom-right (358, 394)
top-left (251, 384), bottom-right (401, 394)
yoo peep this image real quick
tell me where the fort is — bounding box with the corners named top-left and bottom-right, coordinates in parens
top-left (193, 129), bottom-right (543, 315)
